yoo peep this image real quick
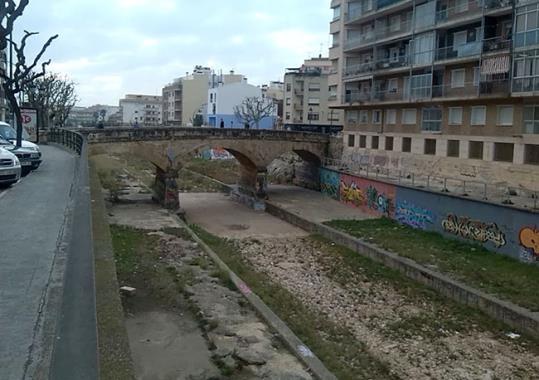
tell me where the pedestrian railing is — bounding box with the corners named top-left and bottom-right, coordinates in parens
top-left (323, 157), bottom-right (539, 211)
top-left (47, 128), bottom-right (85, 155)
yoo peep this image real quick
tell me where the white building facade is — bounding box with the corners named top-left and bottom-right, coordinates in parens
top-left (119, 94), bottom-right (162, 126)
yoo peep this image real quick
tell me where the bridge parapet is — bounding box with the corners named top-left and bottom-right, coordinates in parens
top-left (82, 127), bottom-right (331, 144)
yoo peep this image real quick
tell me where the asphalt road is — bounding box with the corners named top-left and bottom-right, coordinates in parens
top-left (0, 145), bottom-right (97, 380)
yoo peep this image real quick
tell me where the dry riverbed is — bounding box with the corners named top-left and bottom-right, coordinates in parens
top-left (235, 237), bottom-right (539, 380)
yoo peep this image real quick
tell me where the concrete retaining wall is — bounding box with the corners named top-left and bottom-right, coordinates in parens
top-left (320, 167), bottom-right (539, 264)
top-left (265, 202), bottom-right (539, 338)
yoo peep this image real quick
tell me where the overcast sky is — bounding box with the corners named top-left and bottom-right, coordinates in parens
top-left (14, 0), bottom-right (332, 107)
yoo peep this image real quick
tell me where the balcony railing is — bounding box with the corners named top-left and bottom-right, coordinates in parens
top-left (482, 36), bottom-right (511, 53)
top-left (512, 77), bottom-right (539, 93)
top-left (343, 79), bottom-right (509, 103)
top-left (344, 20), bottom-right (412, 51)
top-left (435, 41), bottom-right (482, 61)
top-left (436, 0), bottom-right (482, 24)
top-left (375, 54), bottom-right (410, 70)
top-left (344, 62), bottom-right (374, 77)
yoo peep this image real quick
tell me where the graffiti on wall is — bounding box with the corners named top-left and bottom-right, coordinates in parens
top-left (395, 200), bottom-right (434, 230)
top-left (519, 227), bottom-right (539, 261)
top-left (320, 169), bottom-right (340, 200)
top-left (340, 181), bottom-right (365, 207)
top-left (339, 174), bottom-right (395, 217)
top-left (366, 185), bottom-right (392, 215)
top-left (441, 214), bottom-right (506, 248)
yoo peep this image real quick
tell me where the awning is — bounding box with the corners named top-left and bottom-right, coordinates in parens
top-left (481, 55), bottom-right (510, 75)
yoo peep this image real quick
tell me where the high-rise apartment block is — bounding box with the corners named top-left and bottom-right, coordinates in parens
top-left (330, 0), bottom-right (539, 185)
top-left (283, 58), bottom-right (344, 132)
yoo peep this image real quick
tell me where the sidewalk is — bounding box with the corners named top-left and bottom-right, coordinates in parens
top-left (0, 145), bottom-right (96, 379)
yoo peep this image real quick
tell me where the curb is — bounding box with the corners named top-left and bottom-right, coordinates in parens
top-left (265, 201), bottom-right (539, 339)
top-left (173, 215), bottom-right (337, 380)
top-left (89, 161), bottom-right (136, 380)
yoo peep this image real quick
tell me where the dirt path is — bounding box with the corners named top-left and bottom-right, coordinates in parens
top-left (236, 237), bottom-right (539, 380)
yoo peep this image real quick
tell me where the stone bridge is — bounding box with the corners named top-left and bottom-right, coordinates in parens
top-left (84, 127), bottom-right (331, 208)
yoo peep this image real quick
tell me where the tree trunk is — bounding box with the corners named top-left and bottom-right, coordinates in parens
top-left (4, 88), bottom-right (22, 147)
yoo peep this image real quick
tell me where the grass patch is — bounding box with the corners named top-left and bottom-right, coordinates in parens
top-left (191, 225), bottom-right (398, 380)
top-left (178, 168), bottom-right (225, 193)
top-left (110, 225), bottom-right (193, 308)
top-left (325, 218), bottom-right (539, 312)
top-left (185, 157), bottom-right (239, 185)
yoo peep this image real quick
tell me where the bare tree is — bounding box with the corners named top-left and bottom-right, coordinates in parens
top-left (24, 73), bottom-right (78, 129)
top-left (233, 97), bottom-right (275, 130)
top-left (0, 2), bottom-right (58, 146)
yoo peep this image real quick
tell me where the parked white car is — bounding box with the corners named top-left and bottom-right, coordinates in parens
top-left (0, 147), bottom-right (21, 187)
top-left (0, 122), bottom-right (42, 170)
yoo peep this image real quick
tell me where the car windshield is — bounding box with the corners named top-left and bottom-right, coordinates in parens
top-left (0, 136), bottom-right (12, 146)
top-left (0, 125), bottom-right (30, 140)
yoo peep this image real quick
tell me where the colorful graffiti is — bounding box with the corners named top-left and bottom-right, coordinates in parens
top-left (320, 169), bottom-right (340, 200)
top-left (340, 181), bottom-right (365, 207)
top-left (396, 200), bottom-right (434, 230)
top-left (519, 227), bottom-right (539, 260)
top-left (366, 185), bottom-right (392, 215)
top-left (441, 214), bottom-right (506, 248)
top-left (339, 174), bottom-right (395, 217)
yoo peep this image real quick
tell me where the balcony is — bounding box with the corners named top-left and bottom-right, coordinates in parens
top-left (375, 54), bottom-right (410, 71)
top-left (344, 62), bottom-right (373, 78)
top-left (435, 41), bottom-right (482, 62)
top-left (344, 20), bottom-right (412, 52)
top-left (435, 0), bottom-right (483, 25)
top-left (512, 77), bottom-right (539, 93)
top-left (482, 36), bottom-right (511, 53)
top-left (479, 79), bottom-right (510, 95)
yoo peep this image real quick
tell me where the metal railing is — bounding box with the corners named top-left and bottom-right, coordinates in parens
top-left (323, 157), bottom-right (539, 210)
top-left (47, 128), bottom-right (84, 155)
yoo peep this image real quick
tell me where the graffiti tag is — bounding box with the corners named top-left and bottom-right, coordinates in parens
top-left (320, 169), bottom-right (340, 200)
top-left (395, 201), bottom-right (434, 230)
top-left (340, 181), bottom-right (365, 207)
top-left (519, 227), bottom-right (539, 258)
top-left (441, 214), bottom-right (506, 248)
top-left (366, 185), bottom-right (392, 216)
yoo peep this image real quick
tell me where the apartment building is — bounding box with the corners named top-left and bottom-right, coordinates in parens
top-left (283, 57), bottom-right (344, 132)
top-left (162, 67), bottom-right (245, 126)
top-left (330, 0), bottom-right (539, 186)
top-left (119, 94), bottom-right (162, 126)
top-left (206, 77), bottom-right (277, 129)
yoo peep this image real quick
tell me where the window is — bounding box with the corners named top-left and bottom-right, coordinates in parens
top-left (308, 98), bottom-right (320, 105)
top-left (453, 30), bottom-right (467, 49)
top-left (333, 5), bottom-right (341, 20)
top-left (513, 49), bottom-right (539, 92)
top-left (403, 109), bottom-right (417, 124)
top-left (385, 136), bottom-right (394, 151)
top-left (286, 98), bottom-right (291, 105)
top-left (515, 4), bottom-right (539, 47)
top-left (451, 69), bottom-right (465, 88)
top-left (286, 83), bottom-right (291, 92)
top-left (372, 136), bottom-right (380, 149)
top-left (447, 140), bottom-right (460, 157)
top-left (373, 110), bottom-right (382, 124)
top-left (424, 139), bottom-right (437, 155)
top-left (497, 106), bottom-right (513, 126)
top-left (348, 134), bottom-right (356, 147)
top-left (285, 112), bottom-right (291, 120)
top-left (412, 32), bottom-right (435, 65)
top-left (309, 113), bottom-right (320, 121)
top-left (494, 143), bottom-right (514, 162)
top-left (402, 137), bottom-right (412, 152)
top-left (390, 15), bottom-right (401, 32)
top-left (347, 110), bottom-right (359, 123)
top-left (469, 141), bottom-right (484, 159)
top-left (386, 109), bottom-right (397, 125)
top-left (471, 106), bottom-right (486, 125)
top-left (422, 107), bottom-right (442, 132)
top-left (359, 135), bottom-right (367, 148)
top-left (473, 67), bottom-right (480, 86)
top-left (308, 83), bottom-right (321, 92)
top-left (455, 0), bottom-right (468, 13)
top-left (448, 107), bottom-right (463, 125)
top-left (524, 105), bottom-right (539, 133)
top-left (525, 144), bottom-right (539, 165)
top-left (388, 78), bottom-right (398, 93)
top-left (359, 110), bottom-right (369, 124)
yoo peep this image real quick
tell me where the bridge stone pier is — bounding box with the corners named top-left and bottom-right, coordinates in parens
top-left (85, 127), bottom-right (331, 210)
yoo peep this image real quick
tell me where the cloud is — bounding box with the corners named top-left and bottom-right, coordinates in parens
top-left (14, 0), bottom-right (332, 106)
